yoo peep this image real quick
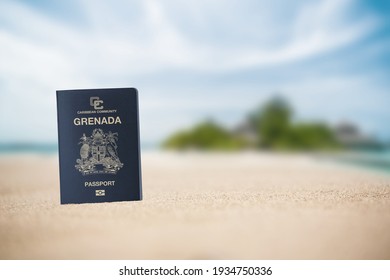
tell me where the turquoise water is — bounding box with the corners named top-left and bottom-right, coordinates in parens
top-left (0, 142), bottom-right (157, 155)
top-left (0, 143), bottom-right (389, 173)
top-left (322, 150), bottom-right (390, 174)
top-left (0, 143), bottom-right (58, 154)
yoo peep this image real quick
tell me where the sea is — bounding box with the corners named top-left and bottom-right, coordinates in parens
top-left (329, 149), bottom-right (390, 174)
top-left (0, 142), bottom-right (157, 155)
top-left (0, 143), bottom-right (389, 173)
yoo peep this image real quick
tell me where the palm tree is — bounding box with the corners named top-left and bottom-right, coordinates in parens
top-left (106, 131), bottom-right (118, 149)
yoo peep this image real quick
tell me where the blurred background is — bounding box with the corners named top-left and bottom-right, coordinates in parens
top-left (0, 0), bottom-right (389, 168)
top-left (1, 0), bottom-right (390, 260)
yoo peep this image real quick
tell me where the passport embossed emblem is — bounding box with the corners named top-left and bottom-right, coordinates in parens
top-left (75, 128), bottom-right (124, 175)
top-left (95, 190), bottom-right (105, 196)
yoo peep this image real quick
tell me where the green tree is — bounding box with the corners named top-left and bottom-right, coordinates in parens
top-left (287, 123), bottom-right (339, 150)
top-left (248, 96), bottom-right (338, 150)
top-left (249, 96), bottom-right (292, 149)
top-left (163, 95), bottom-right (341, 151)
top-left (162, 121), bottom-right (246, 150)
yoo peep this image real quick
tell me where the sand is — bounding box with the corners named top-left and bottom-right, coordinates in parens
top-left (0, 151), bottom-right (389, 259)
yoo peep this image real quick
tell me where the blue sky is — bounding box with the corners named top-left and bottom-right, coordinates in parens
top-left (0, 0), bottom-right (389, 144)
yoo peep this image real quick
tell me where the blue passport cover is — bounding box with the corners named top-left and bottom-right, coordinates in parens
top-left (56, 88), bottom-right (142, 204)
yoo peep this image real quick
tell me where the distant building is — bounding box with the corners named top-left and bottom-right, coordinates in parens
top-left (232, 120), bottom-right (258, 145)
top-left (333, 122), bottom-right (382, 150)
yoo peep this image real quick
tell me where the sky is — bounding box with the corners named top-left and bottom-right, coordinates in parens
top-left (0, 0), bottom-right (389, 145)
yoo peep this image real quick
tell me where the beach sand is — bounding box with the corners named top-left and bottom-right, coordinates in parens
top-left (0, 152), bottom-right (389, 259)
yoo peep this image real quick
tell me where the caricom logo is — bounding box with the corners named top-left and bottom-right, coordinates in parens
top-left (90, 96), bottom-right (104, 110)
top-left (95, 190), bottom-right (105, 196)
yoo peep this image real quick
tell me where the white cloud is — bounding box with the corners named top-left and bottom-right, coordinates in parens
top-left (0, 0), bottom-right (376, 81)
top-left (0, 0), bottom-right (387, 143)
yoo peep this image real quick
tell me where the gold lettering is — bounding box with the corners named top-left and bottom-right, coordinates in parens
top-left (73, 116), bottom-right (122, 126)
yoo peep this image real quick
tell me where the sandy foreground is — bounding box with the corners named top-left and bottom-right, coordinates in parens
top-left (0, 151), bottom-right (389, 260)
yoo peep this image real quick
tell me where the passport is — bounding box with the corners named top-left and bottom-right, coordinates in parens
top-left (56, 88), bottom-right (142, 204)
